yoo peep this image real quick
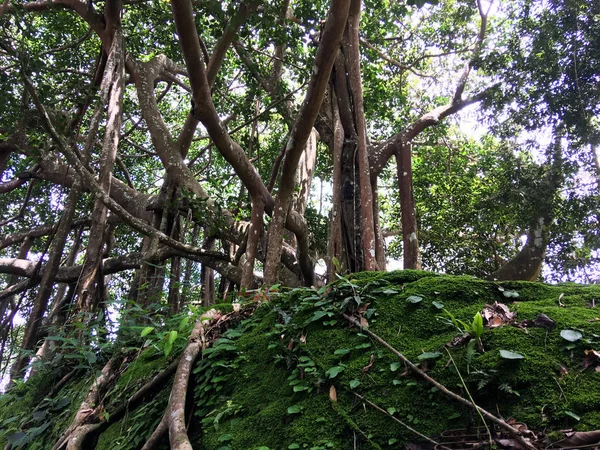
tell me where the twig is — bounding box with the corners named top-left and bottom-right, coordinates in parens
top-left (343, 314), bottom-right (535, 449)
top-left (352, 391), bottom-right (450, 449)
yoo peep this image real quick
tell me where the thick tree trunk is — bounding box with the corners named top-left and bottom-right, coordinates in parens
top-left (487, 219), bottom-right (548, 281)
top-left (396, 142), bottom-right (421, 270)
top-left (344, 0), bottom-right (377, 271)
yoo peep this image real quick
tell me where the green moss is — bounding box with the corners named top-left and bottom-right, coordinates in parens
top-left (3, 272), bottom-right (600, 449)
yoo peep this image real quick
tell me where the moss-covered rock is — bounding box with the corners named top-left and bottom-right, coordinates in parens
top-left (1, 271), bottom-right (599, 449)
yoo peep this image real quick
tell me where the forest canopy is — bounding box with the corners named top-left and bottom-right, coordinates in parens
top-left (0, 0), bottom-right (599, 392)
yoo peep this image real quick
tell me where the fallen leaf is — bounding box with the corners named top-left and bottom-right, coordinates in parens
top-left (362, 354), bottom-right (374, 374)
top-left (583, 349), bottom-right (600, 370)
top-left (358, 302), bottom-right (371, 313)
top-left (555, 430), bottom-right (600, 447)
top-left (329, 385), bottom-right (337, 402)
top-left (533, 313), bottom-right (556, 330)
top-left (360, 316), bottom-right (369, 328)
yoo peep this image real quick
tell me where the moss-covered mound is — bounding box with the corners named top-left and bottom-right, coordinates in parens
top-left (2, 271), bottom-right (600, 449)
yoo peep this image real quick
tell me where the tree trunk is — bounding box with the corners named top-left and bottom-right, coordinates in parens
top-left (487, 218), bottom-right (548, 281)
top-left (240, 198), bottom-right (265, 291)
top-left (396, 142), bottom-right (421, 270)
top-left (76, 31), bottom-right (126, 312)
top-left (10, 181), bottom-right (82, 382)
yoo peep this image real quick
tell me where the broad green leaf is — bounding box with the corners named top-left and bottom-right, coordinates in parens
top-left (326, 365), bottom-right (346, 378)
top-left (417, 351), bottom-right (442, 361)
top-left (287, 405), bottom-right (302, 414)
top-left (499, 350), bottom-right (524, 359)
top-left (167, 330), bottom-right (178, 345)
top-left (406, 295), bottom-right (423, 304)
top-left (560, 329), bottom-right (583, 342)
top-left (334, 348), bottom-right (350, 356)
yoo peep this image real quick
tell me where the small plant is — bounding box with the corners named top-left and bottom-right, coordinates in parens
top-left (440, 309), bottom-right (485, 352)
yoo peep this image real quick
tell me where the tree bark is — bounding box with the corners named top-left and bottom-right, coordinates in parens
top-left (396, 142), bottom-right (421, 270)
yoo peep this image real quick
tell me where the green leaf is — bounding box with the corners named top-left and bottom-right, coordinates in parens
top-left (289, 444), bottom-right (301, 449)
top-left (167, 330), bottom-right (178, 345)
top-left (390, 362), bottom-right (401, 372)
top-left (164, 341), bottom-right (173, 357)
top-left (499, 350), bottom-right (525, 359)
top-left (140, 326), bottom-right (154, 337)
top-left (417, 351), bottom-right (442, 361)
top-left (503, 290), bottom-right (520, 298)
top-left (432, 301), bottom-right (444, 309)
top-left (349, 379), bottom-right (361, 389)
top-left (334, 348), bottom-right (350, 356)
top-left (179, 316), bottom-right (190, 331)
top-left (293, 384), bottom-right (310, 392)
top-left (387, 407), bottom-right (396, 415)
top-left (309, 310), bottom-right (332, 323)
top-left (325, 365), bottom-right (346, 378)
top-left (287, 405), bottom-right (302, 414)
top-left (472, 312), bottom-right (484, 338)
top-left (406, 295), bottom-right (423, 304)
top-left (218, 433), bottom-right (233, 442)
top-left (560, 329), bottom-right (583, 342)
top-left (84, 351), bottom-right (97, 364)
top-left (564, 411), bottom-right (581, 421)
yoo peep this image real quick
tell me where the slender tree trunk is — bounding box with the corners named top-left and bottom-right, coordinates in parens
top-left (0, 237), bottom-right (32, 372)
top-left (396, 142), bottom-right (421, 270)
top-left (10, 181), bottom-right (82, 382)
top-left (77, 32), bottom-right (126, 312)
top-left (240, 198), bottom-right (265, 290)
top-left (180, 223), bottom-right (199, 307)
top-left (372, 179), bottom-right (386, 270)
top-left (30, 227), bottom-right (83, 377)
top-left (202, 234), bottom-right (216, 306)
top-left (328, 104), bottom-right (345, 281)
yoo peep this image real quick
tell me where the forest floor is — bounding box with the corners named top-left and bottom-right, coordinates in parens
top-left (2, 270), bottom-right (600, 449)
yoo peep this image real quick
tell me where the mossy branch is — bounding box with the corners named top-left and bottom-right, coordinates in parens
top-left (343, 314), bottom-right (535, 450)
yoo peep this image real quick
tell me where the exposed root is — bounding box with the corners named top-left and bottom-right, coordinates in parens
top-left (51, 356), bottom-right (123, 450)
top-left (167, 310), bottom-right (215, 450)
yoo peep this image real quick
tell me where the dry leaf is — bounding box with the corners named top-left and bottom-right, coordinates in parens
top-left (556, 430), bottom-right (600, 447)
top-left (533, 313), bottom-right (556, 330)
top-left (360, 316), bottom-right (369, 328)
top-left (329, 385), bottom-right (337, 402)
top-left (362, 354), bottom-right (374, 374)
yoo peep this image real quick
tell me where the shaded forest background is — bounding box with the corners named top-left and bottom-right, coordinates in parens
top-left (0, 0), bottom-right (599, 396)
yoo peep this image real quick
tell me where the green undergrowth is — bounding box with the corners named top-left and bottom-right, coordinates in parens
top-left (1, 271), bottom-right (600, 449)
